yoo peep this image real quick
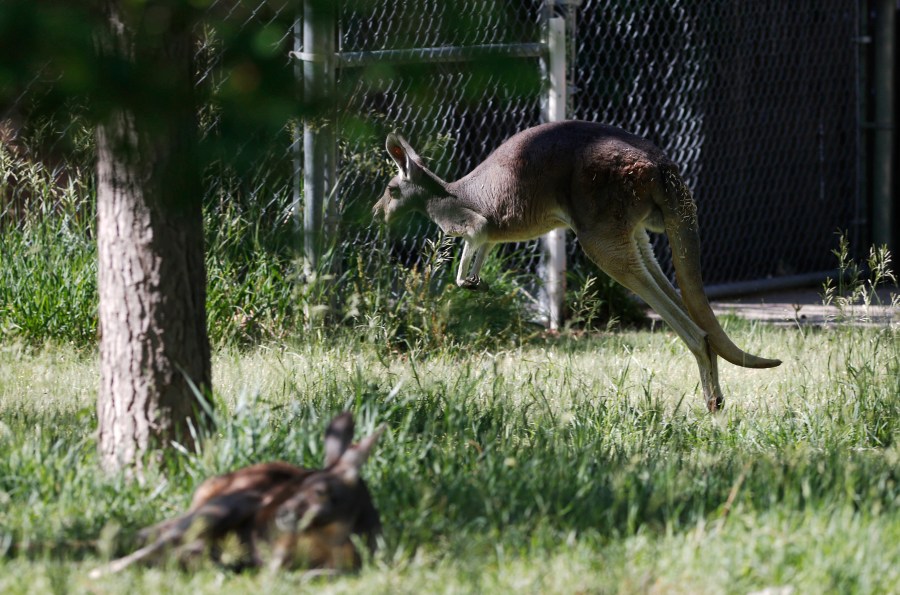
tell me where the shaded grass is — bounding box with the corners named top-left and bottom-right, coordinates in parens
top-left (1, 321), bottom-right (898, 593)
top-left (1, 136), bottom-right (639, 349)
top-left (0, 222), bottom-right (98, 345)
top-left (0, 198), bottom-right (549, 351)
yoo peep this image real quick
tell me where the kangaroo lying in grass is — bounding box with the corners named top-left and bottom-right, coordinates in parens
top-left (89, 413), bottom-right (383, 577)
top-left (373, 121), bottom-right (781, 411)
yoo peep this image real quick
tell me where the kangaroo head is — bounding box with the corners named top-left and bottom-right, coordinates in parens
top-left (374, 132), bottom-right (448, 223)
top-left (273, 419), bottom-right (384, 554)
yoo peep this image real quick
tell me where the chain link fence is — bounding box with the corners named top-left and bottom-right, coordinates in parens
top-left (329, 0), bottom-right (547, 289)
top-left (571, 0), bottom-right (861, 288)
top-left (1, 1), bottom-right (869, 315)
top-left (326, 0), bottom-right (863, 297)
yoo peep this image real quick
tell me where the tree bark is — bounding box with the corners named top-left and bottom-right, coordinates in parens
top-left (96, 1), bottom-right (211, 475)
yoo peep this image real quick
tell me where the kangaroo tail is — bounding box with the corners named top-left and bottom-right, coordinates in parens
top-left (658, 165), bottom-right (781, 369)
top-left (89, 490), bottom-right (266, 579)
top-left (88, 513), bottom-right (193, 578)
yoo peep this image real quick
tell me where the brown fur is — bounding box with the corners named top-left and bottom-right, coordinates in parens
top-left (89, 413), bottom-right (383, 578)
top-left (375, 121), bottom-right (781, 411)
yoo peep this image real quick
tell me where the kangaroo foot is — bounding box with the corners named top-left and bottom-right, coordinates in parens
top-left (707, 395), bottom-right (724, 413)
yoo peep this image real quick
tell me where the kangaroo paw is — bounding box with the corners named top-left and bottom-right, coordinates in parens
top-left (458, 277), bottom-right (489, 291)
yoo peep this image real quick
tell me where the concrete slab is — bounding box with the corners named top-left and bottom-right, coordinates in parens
top-left (647, 287), bottom-right (898, 327)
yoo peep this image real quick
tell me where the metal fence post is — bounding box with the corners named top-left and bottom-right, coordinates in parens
top-left (299, 0), bottom-right (336, 278)
top-left (539, 7), bottom-right (569, 330)
top-left (873, 0), bottom-right (895, 254)
top-left (292, 9), bottom-right (303, 249)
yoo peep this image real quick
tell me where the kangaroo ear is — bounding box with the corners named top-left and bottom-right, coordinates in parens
top-left (324, 412), bottom-right (355, 467)
top-left (336, 424), bottom-right (385, 486)
top-left (385, 132), bottom-right (422, 180)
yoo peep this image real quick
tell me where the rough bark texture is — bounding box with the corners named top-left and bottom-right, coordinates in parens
top-left (96, 1), bottom-right (211, 475)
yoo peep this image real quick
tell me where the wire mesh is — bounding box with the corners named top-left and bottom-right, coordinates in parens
top-left (331, 1), bottom-right (547, 282)
top-left (571, 0), bottom-right (860, 286)
top-left (1, 1), bottom-right (864, 298)
top-left (0, 0), bottom-right (299, 232)
top-left (332, 0), bottom-right (861, 291)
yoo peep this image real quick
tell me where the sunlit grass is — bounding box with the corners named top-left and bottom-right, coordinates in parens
top-left (1, 319), bottom-right (897, 594)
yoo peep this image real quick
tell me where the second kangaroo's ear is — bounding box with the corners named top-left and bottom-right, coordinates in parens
top-left (324, 412), bottom-right (355, 467)
top-left (385, 132), bottom-right (422, 180)
top-left (335, 424), bottom-right (386, 486)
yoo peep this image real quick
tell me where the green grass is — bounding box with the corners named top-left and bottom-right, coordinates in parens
top-left (1, 320), bottom-right (898, 594)
top-left (2, 130), bottom-right (898, 592)
top-left (2, 129), bottom-right (640, 349)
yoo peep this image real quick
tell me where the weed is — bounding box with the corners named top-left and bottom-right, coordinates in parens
top-left (565, 269), bottom-right (647, 332)
top-left (821, 232), bottom-right (899, 325)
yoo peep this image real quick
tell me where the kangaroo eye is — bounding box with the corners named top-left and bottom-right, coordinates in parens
top-left (388, 182), bottom-right (400, 198)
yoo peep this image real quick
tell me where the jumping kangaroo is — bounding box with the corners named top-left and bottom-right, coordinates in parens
top-left (373, 121), bottom-right (781, 411)
top-left (89, 413), bottom-right (383, 577)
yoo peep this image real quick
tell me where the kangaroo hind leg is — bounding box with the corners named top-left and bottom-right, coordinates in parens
top-left (576, 225), bottom-right (724, 411)
top-left (634, 229), bottom-right (722, 411)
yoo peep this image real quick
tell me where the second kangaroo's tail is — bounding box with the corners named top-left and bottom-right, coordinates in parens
top-left (89, 490), bottom-right (264, 579)
top-left (88, 514), bottom-right (190, 578)
top-left (657, 164), bottom-right (781, 369)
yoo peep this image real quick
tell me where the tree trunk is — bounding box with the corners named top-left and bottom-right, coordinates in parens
top-left (96, 1), bottom-right (211, 475)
